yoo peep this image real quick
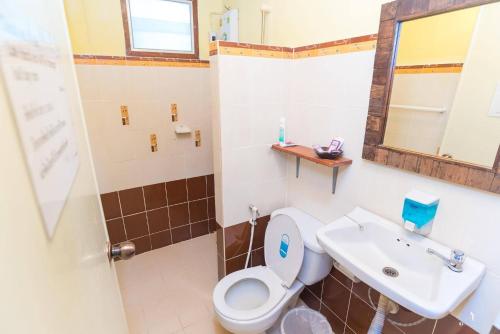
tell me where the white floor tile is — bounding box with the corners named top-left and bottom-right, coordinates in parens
top-left (118, 234), bottom-right (220, 334)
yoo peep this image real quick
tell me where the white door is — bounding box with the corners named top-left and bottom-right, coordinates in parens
top-left (0, 0), bottom-right (129, 333)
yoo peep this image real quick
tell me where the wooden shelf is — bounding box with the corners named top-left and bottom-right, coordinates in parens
top-left (271, 144), bottom-right (352, 194)
top-left (272, 144), bottom-right (352, 167)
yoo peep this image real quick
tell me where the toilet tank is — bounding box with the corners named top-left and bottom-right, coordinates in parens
top-left (271, 208), bottom-right (333, 285)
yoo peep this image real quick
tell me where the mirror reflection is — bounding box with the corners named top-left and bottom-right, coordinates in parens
top-left (383, 3), bottom-right (500, 167)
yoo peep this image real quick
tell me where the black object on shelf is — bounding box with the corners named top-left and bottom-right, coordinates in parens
top-left (314, 146), bottom-right (343, 160)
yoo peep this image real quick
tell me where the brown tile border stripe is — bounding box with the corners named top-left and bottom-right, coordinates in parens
top-left (294, 34), bottom-right (378, 52)
top-left (74, 54), bottom-right (210, 68)
top-left (209, 34), bottom-right (378, 60)
top-left (214, 41), bottom-right (294, 59)
top-left (394, 63), bottom-right (463, 74)
top-left (76, 34), bottom-right (378, 66)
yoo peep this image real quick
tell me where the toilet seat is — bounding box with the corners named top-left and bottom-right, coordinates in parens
top-left (213, 213), bottom-right (306, 330)
top-left (213, 266), bottom-right (287, 321)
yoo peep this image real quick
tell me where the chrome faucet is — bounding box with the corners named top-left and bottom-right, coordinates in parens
top-left (427, 248), bottom-right (465, 272)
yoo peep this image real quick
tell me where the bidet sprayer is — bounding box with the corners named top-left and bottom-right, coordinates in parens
top-left (249, 205), bottom-right (260, 224)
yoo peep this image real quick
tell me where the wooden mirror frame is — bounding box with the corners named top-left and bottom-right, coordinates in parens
top-left (362, 0), bottom-right (500, 194)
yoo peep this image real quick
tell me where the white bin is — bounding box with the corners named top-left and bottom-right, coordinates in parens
top-left (280, 307), bottom-right (333, 334)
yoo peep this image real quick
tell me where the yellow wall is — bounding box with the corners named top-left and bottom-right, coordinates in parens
top-left (63, 0), bottom-right (223, 59)
top-left (396, 7), bottom-right (479, 66)
top-left (440, 3), bottom-right (500, 167)
top-left (223, 0), bottom-right (390, 47)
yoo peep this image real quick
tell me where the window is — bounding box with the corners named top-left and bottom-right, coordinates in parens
top-left (122, 0), bottom-right (199, 59)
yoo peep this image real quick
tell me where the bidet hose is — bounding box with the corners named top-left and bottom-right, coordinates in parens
top-left (368, 294), bottom-right (390, 334)
top-left (245, 205), bottom-right (260, 269)
top-left (244, 220), bottom-right (255, 269)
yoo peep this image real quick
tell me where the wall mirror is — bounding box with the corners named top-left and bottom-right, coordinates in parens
top-left (363, 0), bottom-right (500, 194)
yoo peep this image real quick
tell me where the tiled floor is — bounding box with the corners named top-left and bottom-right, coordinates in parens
top-left (116, 233), bottom-right (230, 334)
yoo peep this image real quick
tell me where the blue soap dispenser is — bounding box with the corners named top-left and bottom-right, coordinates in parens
top-left (402, 190), bottom-right (439, 235)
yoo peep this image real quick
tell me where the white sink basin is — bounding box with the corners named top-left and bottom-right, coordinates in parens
top-left (316, 207), bottom-right (486, 319)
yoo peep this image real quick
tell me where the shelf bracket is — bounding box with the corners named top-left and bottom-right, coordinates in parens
top-left (296, 157), bottom-right (300, 178)
top-left (296, 156), bottom-right (339, 194)
top-left (332, 167), bottom-right (339, 194)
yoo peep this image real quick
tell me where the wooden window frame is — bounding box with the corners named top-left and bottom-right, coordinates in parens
top-left (362, 0), bottom-right (500, 194)
top-left (120, 0), bottom-right (199, 59)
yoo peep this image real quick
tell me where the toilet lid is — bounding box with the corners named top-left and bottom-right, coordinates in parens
top-left (264, 214), bottom-right (304, 288)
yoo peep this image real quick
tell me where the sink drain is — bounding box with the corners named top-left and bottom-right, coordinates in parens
top-left (382, 267), bottom-right (399, 277)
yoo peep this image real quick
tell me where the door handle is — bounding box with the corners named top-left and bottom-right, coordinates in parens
top-left (107, 241), bottom-right (135, 262)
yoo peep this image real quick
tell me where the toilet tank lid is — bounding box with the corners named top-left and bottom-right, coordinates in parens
top-left (271, 207), bottom-right (325, 254)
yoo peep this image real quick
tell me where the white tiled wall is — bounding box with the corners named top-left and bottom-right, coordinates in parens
top-left (285, 52), bottom-right (500, 333)
top-left (76, 65), bottom-right (213, 193)
top-left (211, 44), bottom-right (500, 333)
top-left (211, 48), bottom-right (499, 332)
top-left (211, 55), bottom-right (290, 227)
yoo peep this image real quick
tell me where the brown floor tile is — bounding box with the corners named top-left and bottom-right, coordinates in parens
top-left (308, 280), bottom-right (324, 299)
top-left (252, 215), bottom-right (270, 250)
top-left (208, 196), bottom-right (215, 218)
top-left (388, 306), bottom-right (436, 334)
top-left (150, 230), bottom-right (172, 250)
top-left (119, 187), bottom-right (145, 215)
top-left (166, 179), bottom-right (187, 205)
top-left (130, 235), bottom-right (151, 255)
top-left (332, 268), bottom-right (355, 290)
top-left (191, 220), bottom-right (209, 238)
top-left (143, 183), bottom-right (167, 210)
top-left (106, 218), bottom-right (127, 244)
top-left (225, 253), bottom-right (246, 275)
top-left (346, 294), bottom-right (376, 334)
top-left (381, 321), bottom-right (402, 334)
top-left (189, 199), bottom-right (208, 223)
top-left (434, 314), bottom-right (477, 334)
top-left (320, 303), bottom-right (346, 334)
top-left (351, 280), bottom-right (379, 307)
top-left (300, 288), bottom-right (320, 311)
top-left (322, 274), bottom-right (351, 321)
top-left (101, 192), bottom-right (121, 220)
top-left (206, 174), bottom-right (214, 196)
top-left (169, 203), bottom-right (189, 228)
top-left (250, 247), bottom-right (265, 267)
top-left (171, 225), bottom-right (191, 244)
top-left (123, 213), bottom-right (149, 239)
top-left (224, 222), bottom-right (251, 259)
top-left (344, 325), bottom-right (356, 334)
top-left (146, 207), bottom-right (169, 233)
top-left (187, 176), bottom-right (207, 200)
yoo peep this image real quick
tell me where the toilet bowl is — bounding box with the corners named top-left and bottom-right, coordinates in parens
top-left (213, 266), bottom-right (304, 334)
top-left (213, 207), bottom-right (333, 334)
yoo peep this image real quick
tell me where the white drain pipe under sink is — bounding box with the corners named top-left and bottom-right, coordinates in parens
top-left (368, 294), bottom-right (399, 334)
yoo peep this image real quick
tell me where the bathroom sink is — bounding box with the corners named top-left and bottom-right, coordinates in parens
top-left (316, 207), bottom-right (486, 319)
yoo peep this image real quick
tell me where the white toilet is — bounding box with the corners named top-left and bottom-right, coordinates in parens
top-left (213, 207), bottom-right (333, 334)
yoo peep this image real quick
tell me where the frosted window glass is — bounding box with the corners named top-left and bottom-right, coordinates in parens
top-left (129, 0), bottom-right (194, 53)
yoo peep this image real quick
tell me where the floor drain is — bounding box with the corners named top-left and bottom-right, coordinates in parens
top-left (382, 267), bottom-right (399, 277)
